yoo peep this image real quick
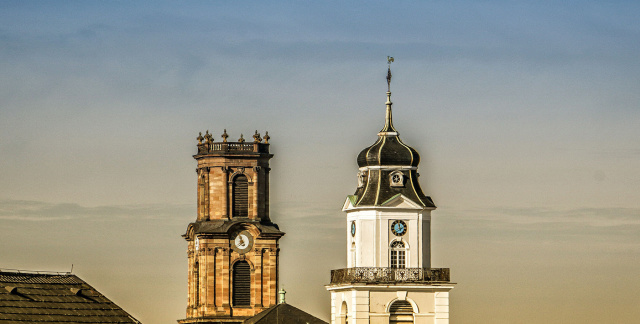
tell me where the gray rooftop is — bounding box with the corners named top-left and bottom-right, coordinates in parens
top-left (244, 303), bottom-right (327, 324)
top-left (0, 270), bottom-right (140, 323)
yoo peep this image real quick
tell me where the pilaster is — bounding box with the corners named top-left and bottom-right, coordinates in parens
top-left (434, 291), bottom-right (449, 324)
top-left (352, 290), bottom-right (370, 324)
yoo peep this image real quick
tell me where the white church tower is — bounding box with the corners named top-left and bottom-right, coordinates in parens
top-left (326, 60), bottom-right (455, 324)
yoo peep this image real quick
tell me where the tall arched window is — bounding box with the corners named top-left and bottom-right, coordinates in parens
top-left (232, 174), bottom-right (248, 217)
top-left (389, 300), bottom-right (414, 324)
top-left (232, 261), bottom-right (251, 306)
top-left (340, 301), bottom-right (348, 324)
top-left (199, 173), bottom-right (208, 218)
top-left (194, 261), bottom-right (199, 306)
top-left (390, 241), bottom-right (406, 269)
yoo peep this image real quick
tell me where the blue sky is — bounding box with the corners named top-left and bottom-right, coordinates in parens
top-left (1, 1), bottom-right (639, 323)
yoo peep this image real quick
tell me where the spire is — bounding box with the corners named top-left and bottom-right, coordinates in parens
top-left (387, 56), bottom-right (393, 92)
top-left (381, 56), bottom-right (397, 134)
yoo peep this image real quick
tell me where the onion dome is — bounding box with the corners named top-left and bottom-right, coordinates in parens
top-left (351, 69), bottom-right (435, 208)
top-left (357, 91), bottom-right (420, 168)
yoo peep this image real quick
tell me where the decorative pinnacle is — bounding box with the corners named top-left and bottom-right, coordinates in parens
top-left (204, 130), bottom-right (213, 143)
top-left (263, 131), bottom-right (270, 144)
top-left (238, 134), bottom-right (245, 143)
top-left (221, 129), bottom-right (228, 142)
top-left (197, 132), bottom-right (203, 144)
top-left (253, 130), bottom-right (262, 143)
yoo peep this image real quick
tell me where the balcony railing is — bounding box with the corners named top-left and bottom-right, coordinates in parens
top-left (330, 267), bottom-right (450, 284)
top-left (197, 142), bottom-right (269, 155)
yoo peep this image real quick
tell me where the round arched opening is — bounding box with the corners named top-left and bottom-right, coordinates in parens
top-left (390, 240), bottom-right (406, 268)
top-left (389, 300), bottom-right (414, 324)
top-left (340, 301), bottom-right (348, 324)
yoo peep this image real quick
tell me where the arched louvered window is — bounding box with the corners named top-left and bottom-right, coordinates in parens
top-left (389, 300), bottom-right (414, 324)
top-left (232, 261), bottom-right (251, 306)
top-left (390, 241), bottom-right (406, 269)
top-left (233, 174), bottom-right (248, 217)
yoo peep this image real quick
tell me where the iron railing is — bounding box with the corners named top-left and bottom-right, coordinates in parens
top-left (330, 267), bottom-right (450, 284)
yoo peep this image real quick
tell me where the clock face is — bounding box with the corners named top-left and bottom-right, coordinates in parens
top-left (233, 230), bottom-right (253, 254)
top-left (351, 221), bottom-right (356, 237)
top-left (235, 234), bottom-right (249, 249)
top-left (391, 220), bottom-right (407, 236)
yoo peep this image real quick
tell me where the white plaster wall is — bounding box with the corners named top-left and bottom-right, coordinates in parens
top-left (328, 286), bottom-right (452, 324)
top-left (346, 208), bottom-right (431, 268)
top-left (434, 291), bottom-right (450, 324)
top-left (421, 210), bottom-right (431, 268)
top-left (329, 289), bottom-right (371, 324)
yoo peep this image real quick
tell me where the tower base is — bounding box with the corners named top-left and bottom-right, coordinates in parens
top-left (325, 283), bottom-right (454, 324)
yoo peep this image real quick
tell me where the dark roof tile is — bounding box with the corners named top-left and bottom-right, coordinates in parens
top-left (244, 303), bottom-right (327, 324)
top-left (0, 270), bottom-right (140, 323)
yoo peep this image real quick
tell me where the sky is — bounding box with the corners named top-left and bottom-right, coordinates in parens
top-left (1, 1), bottom-right (639, 323)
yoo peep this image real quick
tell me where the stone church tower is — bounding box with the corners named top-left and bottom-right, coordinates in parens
top-left (179, 130), bottom-right (284, 324)
top-left (326, 63), bottom-right (455, 324)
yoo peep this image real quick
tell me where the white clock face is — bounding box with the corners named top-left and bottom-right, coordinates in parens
top-left (233, 230), bottom-right (254, 254)
top-left (235, 234), bottom-right (249, 249)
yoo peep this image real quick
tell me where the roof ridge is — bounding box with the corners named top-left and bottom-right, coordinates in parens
top-left (0, 268), bottom-right (72, 276)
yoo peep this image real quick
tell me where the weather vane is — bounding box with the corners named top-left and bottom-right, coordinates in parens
top-left (387, 56), bottom-right (394, 91)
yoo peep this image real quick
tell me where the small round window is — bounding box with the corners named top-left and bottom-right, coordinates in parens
top-left (390, 171), bottom-right (404, 187)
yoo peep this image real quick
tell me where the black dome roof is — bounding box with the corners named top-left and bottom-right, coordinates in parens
top-left (357, 135), bottom-right (420, 167)
top-left (350, 90), bottom-right (435, 208)
top-left (357, 92), bottom-right (420, 168)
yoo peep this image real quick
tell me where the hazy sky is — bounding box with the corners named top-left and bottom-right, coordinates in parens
top-left (1, 1), bottom-right (639, 323)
